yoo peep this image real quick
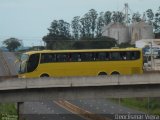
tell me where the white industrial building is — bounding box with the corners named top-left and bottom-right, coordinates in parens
top-left (130, 21), bottom-right (154, 44)
top-left (102, 21), bottom-right (154, 44)
top-left (102, 22), bottom-right (130, 44)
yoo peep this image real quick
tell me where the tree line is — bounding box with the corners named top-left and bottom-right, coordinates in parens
top-left (43, 7), bottom-right (160, 43)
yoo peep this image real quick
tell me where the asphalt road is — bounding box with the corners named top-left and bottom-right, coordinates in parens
top-left (21, 101), bottom-right (86, 120)
top-left (20, 99), bottom-right (145, 120)
top-left (69, 99), bottom-right (143, 114)
top-left (69, 99), bottom-right (144, 119)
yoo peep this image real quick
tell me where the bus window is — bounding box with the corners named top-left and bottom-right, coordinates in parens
top-left (97, 52), bottom-right (107, 61)
top-left (110, 52), bottom-right (121, 60)
top-left (56, 54), bottom-right (68, 62)
top-left (80, 53), bottom-right (93, 61)
top-left (27, 53), bottom-right (40, 72)
top-left (131, 51), bottom-right (140, 60)
top-left (126, 52), bottom-right (131, 60)
top-left (106, 52), bottom-right (110, 60)
top-left (41, 53), bottom-right (56, 63)
top-left (120, 52), bottom-right (127, 60)
top-left (71, 53), bottom-right (79, 62)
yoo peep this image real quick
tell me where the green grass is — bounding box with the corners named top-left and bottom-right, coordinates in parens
top-left (111, 98), bottom-right (160, 115)
top-left (0, 103), bottom-right (17, 115)
top-left (0, 103), bottom-right (17, 120)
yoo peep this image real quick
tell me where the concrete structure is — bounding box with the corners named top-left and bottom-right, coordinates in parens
top-left (0, 52), bottom-right (18, 76)
top-left (0, 73), bottom-right (160, 102)
top-left (130, 21), bottom-right (154, 44)
top-left (102, 23), bottom-right (130, 44)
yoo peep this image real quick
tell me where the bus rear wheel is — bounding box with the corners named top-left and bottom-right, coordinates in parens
top-left (40, 74), bottom-right (49, 77)
top-left (111, 71), bottom-right (120, 75)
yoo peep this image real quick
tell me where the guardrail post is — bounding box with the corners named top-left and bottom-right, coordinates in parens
top-left (17, 102), bottom-right (25, 120)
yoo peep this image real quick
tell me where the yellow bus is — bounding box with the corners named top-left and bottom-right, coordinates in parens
top-left (18, 48), bottom-right (143, 78)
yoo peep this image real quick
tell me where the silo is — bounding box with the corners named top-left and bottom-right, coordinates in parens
top-left (102, 22), bottom-right (130, 44)
top-left (130, 21), bottom-right (154, 44)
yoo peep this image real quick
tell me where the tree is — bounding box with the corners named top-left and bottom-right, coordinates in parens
top-left (132, 12), bottom-right (142, 22)
top-left (153, 7), bottom-right (160, 33)
top-left (79, 17), bottom-right (86, 38)
top-left (79, 14), bottom-right (92, 39)
top-left (146, 9), bottom-right (154, 24)
top-left (104, 11), bottom-right (112, 25)
top-left (88, 9), bottom-right (98, 38)
top-left (3, 38), bottom-right (21, 51)
top-left (43, 19), bottom-right (71, 43)
top-left (71, 16), bottom-right (80, 40)
top-left (83, 13), bottom-right (92, 38)
top-left (79, 9), bottom-right (98, 40)
top-left (112, 11), bottom-right (125, 23)
top-left (73, 36), bottom-right (117, 49)
top-left (118, 42), bottom-right (135, 48)
top-left (48, 20), bottom-right (59, 36)
top-left (58, 20), bottom-right (70, 38)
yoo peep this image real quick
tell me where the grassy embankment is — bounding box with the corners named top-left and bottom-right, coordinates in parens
top-left (0, 103), bottom-right (17, 120)
top-left (112, 98), bottom-right (160, 115)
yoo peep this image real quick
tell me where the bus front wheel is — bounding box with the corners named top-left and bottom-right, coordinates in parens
top-left (40, 74), bottom-right (49, 77)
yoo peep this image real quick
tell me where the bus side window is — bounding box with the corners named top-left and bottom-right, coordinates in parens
top-left (56, 53), bottom-right (69, 62)
top-left (110, 52), bottom-right (121, 60)
top-left (120, 52), bottom-right (127, 60)
top-left (56, 54), bottom-right (66, 62)
top-left (81, 53), bottom-right (93, 61)
top-left (51, 54), bottom-right (56, 62)
top-left (92, 53), bottom-right (97, 61)
top-left (41, 53), bottom-right (56, 63)
top-left (80, 53), bottom-right (85, 61)
top-left (106, 52), bottom-right (110, 60)
top-left (71, 53), bottom-right (79, 62)
top-left (131, 51), bottom-right (140, 60)
top-left (97, 52), bottom-right (106, 61)
top-left (41, 53), bottom-right (50, 63)
top-left (126, 52), bottom-right (131, 60)
top-left (86, 53), bottom-right (93, 61)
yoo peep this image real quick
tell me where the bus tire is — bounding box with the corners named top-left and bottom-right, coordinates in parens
top-left (40, 74), bottom-right (49, 77)
top-left (111, 71), bottom-right (120, 75)
top-left (98, 72), bottom-right (107, 76)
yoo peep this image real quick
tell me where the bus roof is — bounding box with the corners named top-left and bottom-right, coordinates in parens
top-left (24, 48), bottom-right (142, 55)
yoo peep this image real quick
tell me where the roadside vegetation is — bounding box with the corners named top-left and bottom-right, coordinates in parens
top-left (111, 98), bottom-right (160, 115)
top-left (0, 103), bottom-right (17, 120)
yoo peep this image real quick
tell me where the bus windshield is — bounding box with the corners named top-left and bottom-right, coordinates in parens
top-left (19, 54), bottom-right (29, 74)
top-left (19, 53), bottom-right (40, 74)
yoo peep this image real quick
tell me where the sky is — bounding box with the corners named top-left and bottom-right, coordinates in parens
top-left (0, 0), bottom-right (160, 46)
